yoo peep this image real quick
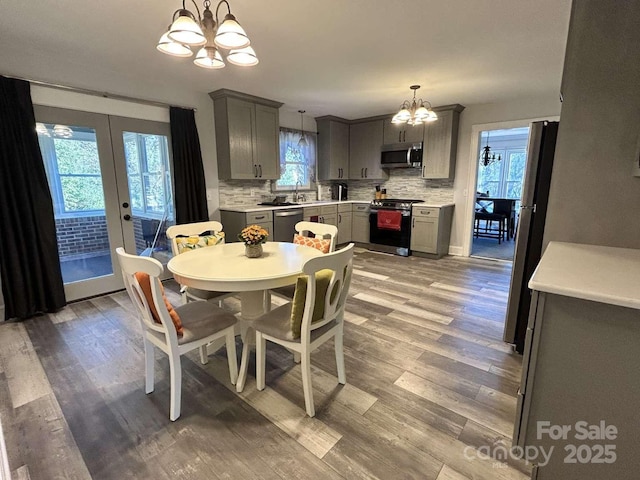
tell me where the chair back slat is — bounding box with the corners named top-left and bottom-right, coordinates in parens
top-left (295, 221), bottom-right (338, 252)
top-left (300, 243), bottom-right (354, 338)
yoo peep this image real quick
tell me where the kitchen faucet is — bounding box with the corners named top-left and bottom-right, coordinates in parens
top-left (294, 181), bottom-right (301, 202)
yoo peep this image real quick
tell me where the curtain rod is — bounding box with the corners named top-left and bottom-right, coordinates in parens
top-left (3, 74), bottom-right (197, 111)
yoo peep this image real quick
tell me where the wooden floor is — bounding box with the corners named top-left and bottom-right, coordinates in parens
top-left (0, 248), bottom-right (531, 480)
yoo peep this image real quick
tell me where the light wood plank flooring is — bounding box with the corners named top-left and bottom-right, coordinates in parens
top-left (0, 249), bottom-right (531, 479)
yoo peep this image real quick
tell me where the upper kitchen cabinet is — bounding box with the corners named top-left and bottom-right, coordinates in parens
top-left (317, 116), bottom-right (349, 180)
top-left (421, 104), bottom-right (464, 179)
top-left (349, 119), bottom-right (387, 180)
top-left (383, 120), bottom-right (424, 145)
top-left (210, 89), bottom-right (283, 180)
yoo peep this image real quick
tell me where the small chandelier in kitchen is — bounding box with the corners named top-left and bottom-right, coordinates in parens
top-left (157, 0), bottom-right (258, 69)
top-left (392, 85), bottom-right (438, 126)
top-left (480, 131), bottom-right (502, 167)
top-left (297, 110), bottom-right (308, 147)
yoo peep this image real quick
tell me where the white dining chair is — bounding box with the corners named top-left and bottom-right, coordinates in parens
top-left (166, 221), bottom-right (230, 305)
top-left (254, 243), bottom-right (355, 417)
top-left (116, 247), bottom-right (238, 421)
top-left (293, 221), bottom-right (338, 253)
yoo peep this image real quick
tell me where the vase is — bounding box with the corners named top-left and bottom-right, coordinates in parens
top-left (245, 243), bottom-right (263, 258)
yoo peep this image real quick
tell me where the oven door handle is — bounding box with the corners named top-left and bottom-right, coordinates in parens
top-left (407, 147), bottom-right (412, 165)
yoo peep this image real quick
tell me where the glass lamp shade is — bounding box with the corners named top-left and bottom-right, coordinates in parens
top-left (214, 14), bottom-right (250, 49)
top-left (298, 134), bottom-right (308, 147)
top-left (194, 47), bottom-right (225, 68)
top-left (53, 124), bottom-right (73, 138)
top-left (395, 107), bottom-right (411, 121)
top-left (426, 110), bottom-right (438, 122)
top-left (414, 105), bottom-right (429, 119)
top-left (157, 31), bottom-right (193, 57)
top-left (168, 11), bottom-right (206, 46)
top-left (227, 46), bottom-right (259, 66)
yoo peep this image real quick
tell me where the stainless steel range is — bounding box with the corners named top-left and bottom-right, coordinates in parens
top-left (369, 198), bottom-right (423, 256)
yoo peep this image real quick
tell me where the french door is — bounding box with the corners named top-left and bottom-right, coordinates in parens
top-left (34, 106), bottom-right (175, 301)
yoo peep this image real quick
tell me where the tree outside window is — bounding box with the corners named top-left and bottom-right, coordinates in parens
top-left (274, 127), bottom-right (316, 191)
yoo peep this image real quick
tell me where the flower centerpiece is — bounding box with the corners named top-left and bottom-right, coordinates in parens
top-left (238, 224), bottom-right (269, 258)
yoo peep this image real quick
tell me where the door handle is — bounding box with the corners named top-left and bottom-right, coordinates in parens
top-left (412, 218), bottom-right (415, 228)
top-left (339, 214), bottom-right (342, 222)
top-left (253, 164), bottom-right (258, 177)
top-left (365, 167), bottom-right (368, 178)
top-left (361, 167), bottom-right (364, 178)
top-left (123, 214), bottom-right (131, 221)
top-left (122, 202), bottom-right (129, 208)
top-left (258, 165), bottom-right (263, 177)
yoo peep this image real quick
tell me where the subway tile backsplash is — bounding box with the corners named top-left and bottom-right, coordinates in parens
top-left (218, 169), bottom-right (453, 207)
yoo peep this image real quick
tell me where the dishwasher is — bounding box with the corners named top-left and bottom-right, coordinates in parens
top-left (273, 208), bottom-right (303, 242)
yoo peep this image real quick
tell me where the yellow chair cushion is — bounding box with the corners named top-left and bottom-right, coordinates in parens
top-left (293, 233), bottom-right (331, 253)
top-left (290, 269), bottom-right (336, 339)
top-left (175, 232), bottom-right (225, 254)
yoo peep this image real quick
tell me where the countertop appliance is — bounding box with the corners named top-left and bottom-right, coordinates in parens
top-left (503, 121), bottom-right (559, 353)
top-left (380, 142), bottom-right (423, 169)
top-left (273, 208), bottom-right (303, 242)
top-left (331, 182), bottom-right (348, 200)
top-left (369, 198), bottom-right (423, 256)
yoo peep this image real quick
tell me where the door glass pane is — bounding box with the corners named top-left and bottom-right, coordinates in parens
top-left (122, 132), bottom-right (174, 262)
top-left (37, 122), bottom-right (113, 283)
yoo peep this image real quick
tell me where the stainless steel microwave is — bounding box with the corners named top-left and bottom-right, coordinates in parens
top-left (380, 142), bottom-right (423, 169)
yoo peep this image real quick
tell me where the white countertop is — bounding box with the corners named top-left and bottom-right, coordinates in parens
top-left (528, 241), bottom-right (640, 310)
top-left (220, 200), bottom-right (370, 213)
top-left (413, 202), bottom-right (455, 208)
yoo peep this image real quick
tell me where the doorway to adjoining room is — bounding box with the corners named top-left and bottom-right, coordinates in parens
top-left (471, 127), bottom-right (529, 261)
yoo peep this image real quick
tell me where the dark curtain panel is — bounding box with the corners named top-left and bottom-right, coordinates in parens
top-left (0, 76), bottom-right (66, 319)
top-left (170, 107), bottom-right (208, 224)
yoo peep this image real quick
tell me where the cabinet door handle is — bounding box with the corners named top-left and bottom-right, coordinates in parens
top-left (365, 167), bottom-right (368, 178)
top-left (339, 214), bottom-right (342, 222)
top-left (253, 164), bottom-right (258, 177)
top-left (422, 165), bottom-right (425, 177)
top-left (404, 131), bottom-right (406, 142)
top-left (258, 164), bottom-right (263, 177)
top-left (412, 218), bottom-right (415, 228)
top-left (361, 167), bottom-right (364, 178)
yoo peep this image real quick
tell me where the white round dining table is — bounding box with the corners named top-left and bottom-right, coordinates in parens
top-left (167, 241), bottom-right (323, 391)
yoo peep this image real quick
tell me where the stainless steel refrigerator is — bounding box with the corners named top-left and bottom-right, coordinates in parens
top-left (503, 121), bottom-right (559, 353)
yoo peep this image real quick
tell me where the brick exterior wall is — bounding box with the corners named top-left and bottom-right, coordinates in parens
top-left (55, 215), bottom-right (110, 259)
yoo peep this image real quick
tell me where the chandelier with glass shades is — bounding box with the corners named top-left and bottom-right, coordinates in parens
top-left (157, 0), bottom-right (258, 69)
top-left (392, 85), bottom-right (437, 125)
top-left (480, 131), bottom-right (502, 167)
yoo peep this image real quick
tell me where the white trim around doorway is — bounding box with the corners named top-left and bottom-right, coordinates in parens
top-left (462, 116), bottom-right (560, 257)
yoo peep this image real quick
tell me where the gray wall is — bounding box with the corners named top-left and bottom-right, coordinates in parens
top-left (544, 0), bottom-right (640, 248)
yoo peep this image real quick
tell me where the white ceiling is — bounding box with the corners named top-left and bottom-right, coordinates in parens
top-left (0, 0), bottom-right (572, 119)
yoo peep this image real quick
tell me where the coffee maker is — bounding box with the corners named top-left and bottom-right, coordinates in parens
top-left (331, 182), bottom-right (348, 200)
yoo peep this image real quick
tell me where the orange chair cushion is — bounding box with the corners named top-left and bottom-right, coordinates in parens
top-left (134, 272), bottom-right (184, 336)
top-left (293, 234), bottom-right (331, 253)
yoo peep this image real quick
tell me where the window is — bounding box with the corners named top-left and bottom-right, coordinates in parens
top-left (476, 128), bottom-right (529, 201)
top-left (274, 127), bottom-right (316, 191)
top-left (123, 131), bottom-right (172, 219)
top-left (38, 124), bottom-right (106, 217)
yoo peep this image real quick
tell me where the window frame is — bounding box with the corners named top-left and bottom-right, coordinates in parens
top-left (273, 127), bottom-right (317, 192)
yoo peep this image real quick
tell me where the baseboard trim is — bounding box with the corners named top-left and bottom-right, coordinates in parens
top-left (448, 246), bottom-right (464, 256)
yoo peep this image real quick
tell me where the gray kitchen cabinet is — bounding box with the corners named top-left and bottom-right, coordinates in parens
top-left (220, 209), bottom-right (273, 243)
top-left (349, 120), bottom-right (387, 180)
top-left (383, 120), bottom-right (424, 145)
top-left (337, 203), bottom-right (352, 244)
top-left (513, 243), bottom-right (640, 479)
top-left (352, 203), bottom-right (370, 244)
top-left (421, 104), bottom-right (464, 179)
top-left (210, 89), bottom-right (283, 180)
top-left (303, 205), bottom-right (337, 227)
top-left (317, 116), bottom-right (349, 180)
top-left (410, 205), bottom-right (454, 258)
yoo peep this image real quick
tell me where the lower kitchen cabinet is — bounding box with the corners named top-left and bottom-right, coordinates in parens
top-left (352, 203), bottom-right (370, 244)
top-left (337, 203), bottom-right (352, 244)
top-left (410, 205), bottom-right (454, 257)
top-left (220, 210), bottom-right (273, 243)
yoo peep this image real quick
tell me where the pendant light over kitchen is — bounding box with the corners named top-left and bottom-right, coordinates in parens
top-left (392, 85), bottom-right (438, 126)
top-left (157, 0), bottom-right (259, 70)
top-left (298, 110), bottom-right (308, 147)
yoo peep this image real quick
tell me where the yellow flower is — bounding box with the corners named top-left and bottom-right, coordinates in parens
top-left (238, 224), bottom-right (269, 245)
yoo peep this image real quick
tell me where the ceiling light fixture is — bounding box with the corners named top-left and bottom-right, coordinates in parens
top-left (480, 131), bottom-right (502, 167)
top-left (298, 110), bottom-right (308, 147)
top-left (157, 0), bottom-right (258, 69)
top-left (392, 85), bottom-right (437, 126)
